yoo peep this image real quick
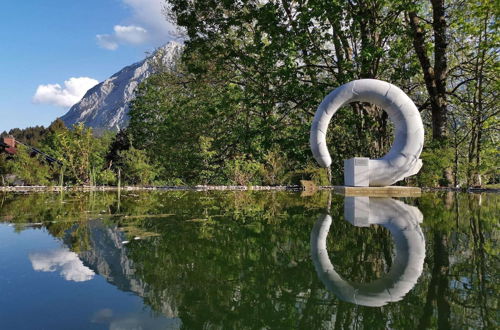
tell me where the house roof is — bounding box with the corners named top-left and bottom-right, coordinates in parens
top-left (0, 139), bottom-right (17, 155)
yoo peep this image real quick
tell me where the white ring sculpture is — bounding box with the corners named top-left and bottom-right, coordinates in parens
top-left (310, 79), bottom-right (424, 186)
top-left (310, 198), bottom-right (425, 307)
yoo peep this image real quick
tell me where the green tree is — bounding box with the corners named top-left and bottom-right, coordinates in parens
top-left (129, 55), bottom-right (260, 184)
top-left (117, 147), bottom-right (157, 185)
top-left (4, 145), bottom-right (51, 185)
top-left (447, 0), bottom-right (499, 186)
top-left (44, 123), bottom-right (107, 185)
top-left (106, 129), bottom-right (133, 168)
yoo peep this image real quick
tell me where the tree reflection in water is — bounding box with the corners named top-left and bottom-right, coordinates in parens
top-left (0, 191), bottom-right (497, 329)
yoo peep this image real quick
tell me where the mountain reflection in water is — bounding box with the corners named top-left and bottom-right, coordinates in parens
top-left (0, 191), bottom-right (497, 329)
top-left (70, 219), bottom-right (179, 319)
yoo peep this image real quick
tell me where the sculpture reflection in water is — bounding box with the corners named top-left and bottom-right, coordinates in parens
top-left (311, 197), bottom-right (426, 307)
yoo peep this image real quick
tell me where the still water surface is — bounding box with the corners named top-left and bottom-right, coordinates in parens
top-left (0, 191), bottom-right (497, 329)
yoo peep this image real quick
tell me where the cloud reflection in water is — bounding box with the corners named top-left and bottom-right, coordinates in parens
top-left (29, 248), bottom-right (95, 282)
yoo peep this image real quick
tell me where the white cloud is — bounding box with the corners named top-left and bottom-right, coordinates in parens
top-left (114, 25), bottom-right (148, 44)
top-left (97, 25), bottom-right (149, 50)
top-left (33, 77), bottom-right (99, 108)
top-left (97, 0), bottom-right (179, 50)
top-left (29, 248), bottom-right (95, 282)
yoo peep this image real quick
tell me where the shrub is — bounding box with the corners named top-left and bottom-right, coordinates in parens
top-left (97, 169), bottom-right (117, 186)
top-left (284, 164), bottom-right (330, 186)
top-left (417, 144), bottom-right (454, 187)
top-left (5, 145), bottom-right (52, 186)
top-left (224, 157), bottom-right (264, 186)
top-left (117, 147), bottom-right (157, 185)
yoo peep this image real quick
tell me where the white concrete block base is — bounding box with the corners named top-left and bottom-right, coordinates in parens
top-left (344, 157), bottom-right (369, 187)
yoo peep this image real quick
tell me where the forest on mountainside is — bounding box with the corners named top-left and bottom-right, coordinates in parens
top-left (1, 0), bottom-right (498, 187)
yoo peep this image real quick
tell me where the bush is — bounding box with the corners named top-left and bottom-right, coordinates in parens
top-left (117, 147), bottom-right (157, 185)
top-left (224, 157), bottom-right (264, 186)
top-left (4, 145), bottom-right (52, 186)
top-left (97, 169), bottom-right (117, 186)
top-left (284, 164), bottom-right (330, 186)
top-left (260, 150), bottom-right (287, 185)
top-left (417, 144), bottom-right (454, 187)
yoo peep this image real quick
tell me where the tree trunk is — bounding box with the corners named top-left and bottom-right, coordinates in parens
top-left (431, 0), bottom-right (448, 141)
top-left (408, 0), bottom-right (448, 142)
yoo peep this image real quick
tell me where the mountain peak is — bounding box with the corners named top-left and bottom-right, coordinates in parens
top-left (61, 41), bottom-right (183, 131)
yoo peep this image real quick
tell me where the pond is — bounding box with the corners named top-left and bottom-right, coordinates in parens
top-left (0, 191), bottom-right (497, 329)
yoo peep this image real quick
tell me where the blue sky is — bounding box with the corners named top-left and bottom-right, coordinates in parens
top-left (0, 0), bottom-right (176, 133)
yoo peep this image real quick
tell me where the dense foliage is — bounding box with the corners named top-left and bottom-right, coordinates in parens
top-left (127, 0), bottom-right (498, 186)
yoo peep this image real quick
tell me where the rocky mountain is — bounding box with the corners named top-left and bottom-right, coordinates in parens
top-left (61, 41), bottom-right (183, 130)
